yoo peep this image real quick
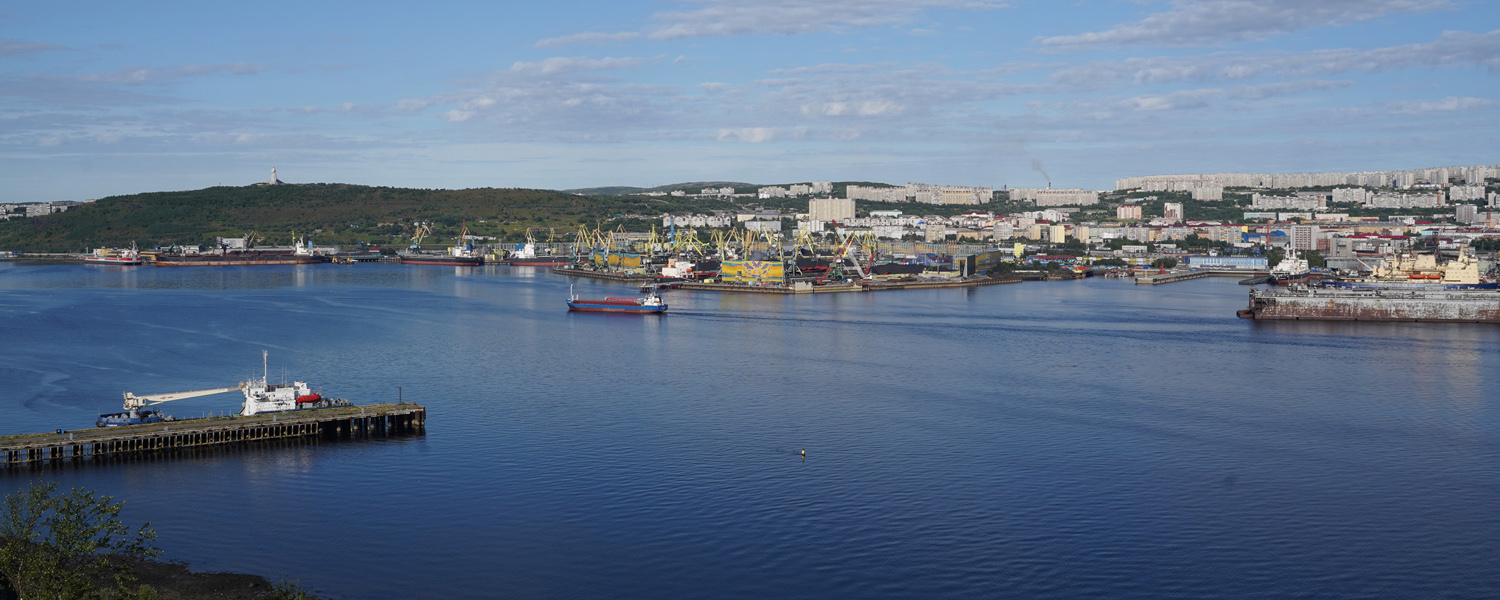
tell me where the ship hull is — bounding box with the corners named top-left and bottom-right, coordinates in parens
top-left (84, 257), bottom-right (142, 265)
top-left (567, 299), bottom-right (667, 313)
top-left (399, 255), bottom-right (484, 266)
top-left (506, 258), bottom-right (572, 266)
top-left (1240, 288), bottom-right (1500, 323)
top-left (1268, 273), bottom-right (1322, 285)
top-left (1319, 280), bottom-right (1499, 291)
top-left (150, 254), bottom-right (328, 266)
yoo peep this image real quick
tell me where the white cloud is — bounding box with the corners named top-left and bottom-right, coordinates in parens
top-left (1040, 0), bottom-right (1453, 49)
top-left (717, 127), bottom-right (777, 143)
top-left (78, 63), bottom-right (272, 84)
top-left (1051, 29), bottom-right (1500, 87)
top-left (1124, 80), bottom-right (1351, 111)
top-left (537, 0), bottom-right (1004, 47)
top-left (509, 56), bottom-right (644, 75)
top-left (0, 38), bottom-right (67, 57)
top-left (535, 32), bottom-right (643, 48)
top-left (440, 110), bottom-right (476, 122)
top-left (396, 99), bottom-right (431, 112)
top-left (1388, 96), bottom-right (1492, 114)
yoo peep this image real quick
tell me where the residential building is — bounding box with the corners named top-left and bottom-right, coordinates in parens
top-left (809, 198), bottom-right (855, 223)
top-left (1117, 205), bottom-right (1142, 220)
top-left (1290, 225), bottom-right (1320, 251)
top-left (1011, 188), bottom-right (1099, 207)
top-left (1163, 202), bottom-right (1184, 222)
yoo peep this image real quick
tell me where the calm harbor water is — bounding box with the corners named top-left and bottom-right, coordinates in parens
top-left (0, 262), bottom-right (1496, 599)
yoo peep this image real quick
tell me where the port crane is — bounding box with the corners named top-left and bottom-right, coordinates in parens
top-left (122, 384), bottom-right (244, 411)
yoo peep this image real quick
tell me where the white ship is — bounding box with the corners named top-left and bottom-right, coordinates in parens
top-left (84, 243), bottom-right (142, 265)
top-left (240, 350), bottom-right (351, 416)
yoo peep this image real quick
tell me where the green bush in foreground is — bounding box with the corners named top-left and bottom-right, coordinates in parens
top-left (0, 481), bottom-right (160, 600)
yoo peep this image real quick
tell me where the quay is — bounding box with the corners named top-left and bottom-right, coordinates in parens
top-left (675, 275), bottom-right (1021, 294)
top-left (1136, 269), bottom-right (1269, 285)
top-left (551, 267), bottom-right (654, 282)
top-left (0, 403), bottom-right (425, 467)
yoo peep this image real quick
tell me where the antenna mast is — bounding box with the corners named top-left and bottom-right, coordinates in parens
top-left (262, 350), bottom-right (268, 384)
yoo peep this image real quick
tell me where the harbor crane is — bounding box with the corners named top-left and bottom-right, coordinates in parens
top-left (122, 384), bottom-right (244, 411)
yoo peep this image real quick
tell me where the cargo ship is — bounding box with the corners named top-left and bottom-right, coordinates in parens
top-left (146, 238), bottom-right (327, 266)
top-left (566, 285), bottom-right (667, 313)
top-left (1238, 285), bottom-right (1500, 323)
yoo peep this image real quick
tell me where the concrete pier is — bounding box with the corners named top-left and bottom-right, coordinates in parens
top-left (0, 403), bottom-right (425, 467)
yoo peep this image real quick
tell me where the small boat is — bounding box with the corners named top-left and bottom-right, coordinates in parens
top-left (567, 284), bottom-right (667, 313)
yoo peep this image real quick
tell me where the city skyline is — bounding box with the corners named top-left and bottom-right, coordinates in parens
top-left (1, 0), bottom-right (1497, 202)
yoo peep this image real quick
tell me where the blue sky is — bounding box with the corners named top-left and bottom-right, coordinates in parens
top-left (2, 0), bottom-right (1496, 202)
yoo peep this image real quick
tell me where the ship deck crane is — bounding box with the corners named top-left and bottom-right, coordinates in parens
top-left (123, 384), bottom-right (244, 411)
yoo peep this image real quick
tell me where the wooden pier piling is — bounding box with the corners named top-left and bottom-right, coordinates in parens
top-left (0, 403), bottom-right (425, 467)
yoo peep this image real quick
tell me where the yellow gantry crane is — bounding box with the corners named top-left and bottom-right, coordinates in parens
top-left (410, 223), bottom-right (431, 250)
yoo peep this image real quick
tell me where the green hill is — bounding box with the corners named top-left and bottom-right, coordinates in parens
top-left (563, 181), bottom-right (759, 195)
top-left (0, 183), bottom-right (742, 252)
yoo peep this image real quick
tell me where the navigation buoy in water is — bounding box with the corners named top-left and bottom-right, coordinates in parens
top-left (800, 449), bottom-right (806, 459)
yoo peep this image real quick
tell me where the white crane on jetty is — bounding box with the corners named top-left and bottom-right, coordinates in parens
top-left (122, 385), bottom-right (244, 411)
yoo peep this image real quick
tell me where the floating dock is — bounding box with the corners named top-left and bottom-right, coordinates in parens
top-left (0, 403), bottom-right (425, 467)
top-left (1239, 287), bottom-right (1500, 322)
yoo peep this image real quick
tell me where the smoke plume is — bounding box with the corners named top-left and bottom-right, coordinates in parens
top-left (1031, 159), bottom-right (1051, 187)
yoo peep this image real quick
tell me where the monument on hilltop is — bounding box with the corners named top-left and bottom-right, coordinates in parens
top-left (269, 168), bottom-right (283, 185)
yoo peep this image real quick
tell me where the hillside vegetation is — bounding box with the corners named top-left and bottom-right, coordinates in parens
top-left (0, 182), bottom-right (1009, 252)
top-left (0, 184), bottom-right (745, 252)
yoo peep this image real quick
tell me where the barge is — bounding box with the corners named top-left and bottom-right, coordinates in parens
top-left (1238, 285), bottom-right (1500, 323)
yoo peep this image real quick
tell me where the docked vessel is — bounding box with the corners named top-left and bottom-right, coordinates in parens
top-left (566, 284), bottom-right (667, 313)
top-left (504, 242), bottom-right (572, 266)
top-left (1238, 285), bottom-right (1500, 323)
top-left (1321, 246), bottom-right (1496, 290)
top-left (146, 238), bottom-right (327, 266)
top-left (400, 223), bottom-right (484, 266)
top-left (97, 351), bottom-right (351, 426)
top-left (1268, 254), bottom-right (1318, 285)
top-left (84, 244), bottom-right (142, 266)
top-left (238, 351), bottom-right (351, 416)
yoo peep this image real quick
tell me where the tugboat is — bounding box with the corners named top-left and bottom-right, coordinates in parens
top-left (566, 284), bottom-right (667, 313)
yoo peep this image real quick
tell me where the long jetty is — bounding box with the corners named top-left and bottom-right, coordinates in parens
top-left (1135, 269), bottom-right (1269, 285)
top-left (0, 403), bottom-right (425, 467)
